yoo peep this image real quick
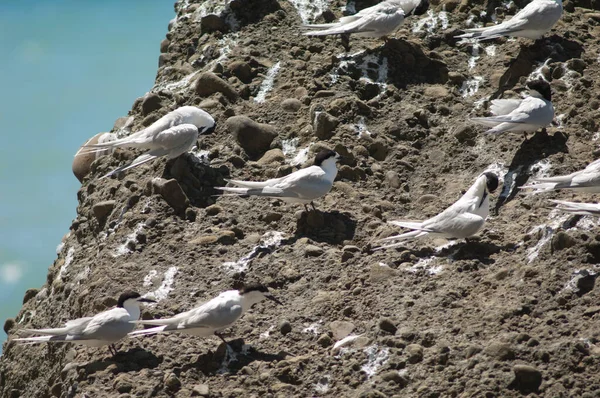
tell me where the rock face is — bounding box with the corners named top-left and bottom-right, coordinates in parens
top-left (4, 0), bottom-right (600, 397)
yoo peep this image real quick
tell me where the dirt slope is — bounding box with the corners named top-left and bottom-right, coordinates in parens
top-left (2, 0), bottom-right (600, 397)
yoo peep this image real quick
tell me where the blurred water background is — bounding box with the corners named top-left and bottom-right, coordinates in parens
top-left (0, 0), bottom-right (174, 351)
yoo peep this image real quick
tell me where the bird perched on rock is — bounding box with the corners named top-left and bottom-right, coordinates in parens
top-left (302, 0), bottom-right (429, 46)
top-left (81, 106), bottom-right (216, 179)
top-left (521, 159), bottom-right (600, 193)
top-left (456, 0), bottom-right (562, 41)
top-left (470, 80), bottom-right (554, 135)
top-left (14, 291), bottom-right (155, 355)
top-left (216, 149), bottom-right (340, 212)
top-left (129, 283), bottom-right (281, 343)
top-left (549, 200), bottom-right (600, 215)
top-left (375, 172), bottom-right (499, 249)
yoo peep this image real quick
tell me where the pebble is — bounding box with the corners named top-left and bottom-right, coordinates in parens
top-left (227, 61), bottom-right (253, 83)
top-left (72, 132), bottom-right (116, 182)
top-left (226, 115), bottom-right (277, 159)
top-left (378, 318), bottom-right (398, 335)
top-left (314, 111), bottom-right (339, 139)
top-left (484, 342), bottom-right (515, 360)
top-left (368, 140), bottom-right (389, 161)
top-left (279, 320), bottom-right (292, 335)
top-left (141, 93), bottom-right (163, 115)
top-left (191, 384), bottom-right (210, 397)
top-left (200, 14), bottom-right (227, 33)
top-left (304, 245), bottom-right (324, 257)
top-left (257, 148), bottom-right (285, 165)
top-left (195, 72), bottom-right (239, 102)
top-left (329, 320), bottom-right (355, 340)
top-left (385, 171), bottom-right (402, 189)
top-left (510, 364), bottom-right (542, 393)
top-left (113, 374), bottom-right (133, 393)
top-left (164, 373), bottom-right (181, 391)
top-left (22, 288), bottom-right (39, 304)
top-left (261, 212), bottom-right (283, 223)
top-left (205, 204), bottom-right (223, 216)
top-left (551, 231), bottom-right (577, 250)
top-left (281, 98), bottom-right (302, 112)
top-left (380, 370), bottom-right (409, 386)
top-left (152, 178), bottom-right (189, 215)
top-left (406, 344), bottom-right (424, 364)
top-left (92, 200), bottom-right (116, 223)
top-left (317, 333), bottom-right (333, 347)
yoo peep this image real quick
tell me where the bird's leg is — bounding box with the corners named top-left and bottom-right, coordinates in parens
top-left (215, 331), bottom-right (229, 346)
top-left (310, 201), bottom-right (317, 211)
top-left (341, 33), bottom-right (351, 52)
top-left (304, 204), bottom-right (310, 213)
top-left (108, 344), bottom-right (117, 357)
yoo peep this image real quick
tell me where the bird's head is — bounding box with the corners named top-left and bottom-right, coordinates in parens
top-left (526, 79), bottom-right (552, 102)
top-left (313, 149), bottom-right (340, 167)
top-left (239, 282), bottom-right (282, 306)
top-left (117, 291), bottom-right (156, 308)
top-left (482, 172), bottom-right (499, 194)
top-left (412, 0), bottom-right (430, 16)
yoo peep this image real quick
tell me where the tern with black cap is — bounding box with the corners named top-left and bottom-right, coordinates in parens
top-left (216, 149), bottom-right (341, 212)
top-left (470, 80), bottom-right (554, 136)
top-left (80, 106), bottom-right (216, 179)
top-left (14, 291), bottom-right (155, 356)
top-left (375, 172), bottom-right (499, 249)
top-left (129, 283), bottom-right (282, 344)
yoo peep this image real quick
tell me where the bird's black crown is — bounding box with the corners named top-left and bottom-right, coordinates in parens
top-left (526, 79), bottom-right (552, 102)
top-left (483, 172), bottom-right (499, 193)
top-left (117, 290), bottom-right (142, 307)
top-left (314, 149), bottom-right (337, 166)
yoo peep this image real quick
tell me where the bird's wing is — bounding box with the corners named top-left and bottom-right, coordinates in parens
top-left (304, 5), bottom-right (402, 36)
top-left (177, 299), bottom-right (243, 331)
top-left (79, 308), bottom-right (131, 338)
top-left (489, 99), bottom-right (522, 116)
top-left (226, 176), bottom-right (286, 189)
top-left (20, 317), bottom-right (94, 336)
top-left (99, 148), bottom-right (170, 179)
top-left (424, 211), bottom-right (485, 236)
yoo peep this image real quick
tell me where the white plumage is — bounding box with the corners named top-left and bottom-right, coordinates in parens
top-left (521, 159), bottom-right (600, 193)
top-left (456, 0), bottom-right (562, 41)
top-left (375, 172), bottom-right (499, 249)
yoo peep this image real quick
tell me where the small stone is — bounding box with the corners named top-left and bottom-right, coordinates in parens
top-left (192, 384), bottom-right (210, 397)
top-left (164, 373), bottom-right (181, 391)
top-left (226, 115), bottom-right (277, 159)
top-left (379, 318), bottom-right (397, 335)
top-left (380, 370), bottom-right (408, 386)
top-left (454, 125), bottom-right (476, 145)
top-left (227, 61), bottom-right (253, 83)
top-left (552, 231), bottom-right (577, 250)
top-left (281, 98), bottom-right (302, 112)
top-left (195, 72), bottom-right (239, 102)
top-left (369, 140), bottom-right (389, 161)
top-left (510, 364), bottom-right (542, 393)
top-left (152, 178), bottom-right (189, 215)
top-left (304, 245), bottom-right (324, 257)
top-left (92, 200), bottom-right (116, 224)
top-left (258, 148), bottom-right (285, 165)
top-left (329, 320), bottom-right (355, 340)
top-left (72, 132), bottom-right (116, 183)
top-left (314, 112), bottom-right (339, 139)
top-left (206, 204), bottom-right (223, 216)
top-left (317, 333), bottom-right (333, 347)
top-left (23, 288), bottom-right (39, 304)
top-left (406, 344), bottom-right (424, 364)
top-left (50, 383), bottom-right (61, 397)
top-left (141, 93), bottom-right (163, 115)
top-left (262, 212), bottom-right (283, 223)
top-left (484, 342), bottom-right (515, 360)
top-left (423, 85), bottom-right (449, 98)
top-left (385, 171), bottom-right (402, 188)
top-left (189, 235), bottom-right (219, 245)
top-left (113, 374), bottom-right (133, 393)
top-left (279, 320), bottom-right (292, 335)
top-left (201, 14), bottom-right (228, 33)
top-left (160, 38), bottom-right (170, 53)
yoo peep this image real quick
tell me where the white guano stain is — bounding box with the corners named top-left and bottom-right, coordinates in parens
top-left (143, 266), bottom-right (179, 303)
top-left (254, 61), bottom-right (282, 103)
top-left (222, 231), bottom-right (285, 273)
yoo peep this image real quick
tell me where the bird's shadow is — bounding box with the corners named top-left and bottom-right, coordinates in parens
top-left (492, 35), bottom-right (584, 99)
top-left (83, 347), bottom-right (162, 375)
top-left (163, 154), bottom-right (230, 209)
top-left (181, 338), bottom-right (287, 375)
top-left (494, 130), bottom-right (569, 213)
top-left (294, 210), bottom-right (357, 244)
top-left (397, 239), bottom-right (515, 266)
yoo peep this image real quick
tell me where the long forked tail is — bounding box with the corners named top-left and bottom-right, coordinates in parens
top-left (519, 182), bottom-right (558, 193)
top-left (128, 325), bottom-right (168, 337)
top-left (13, 335), bottom-right (64, 344)
top-left (100, 153), bottom-right (160, 180)
top-left (550, 200), bottom-right (600, 216)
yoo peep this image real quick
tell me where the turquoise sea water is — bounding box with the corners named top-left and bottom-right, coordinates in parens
top-left (0, 1), bottom-right (174, 350)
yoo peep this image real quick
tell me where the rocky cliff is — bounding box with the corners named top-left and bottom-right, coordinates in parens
top-left (2, 0), bottom-right (600, 396)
